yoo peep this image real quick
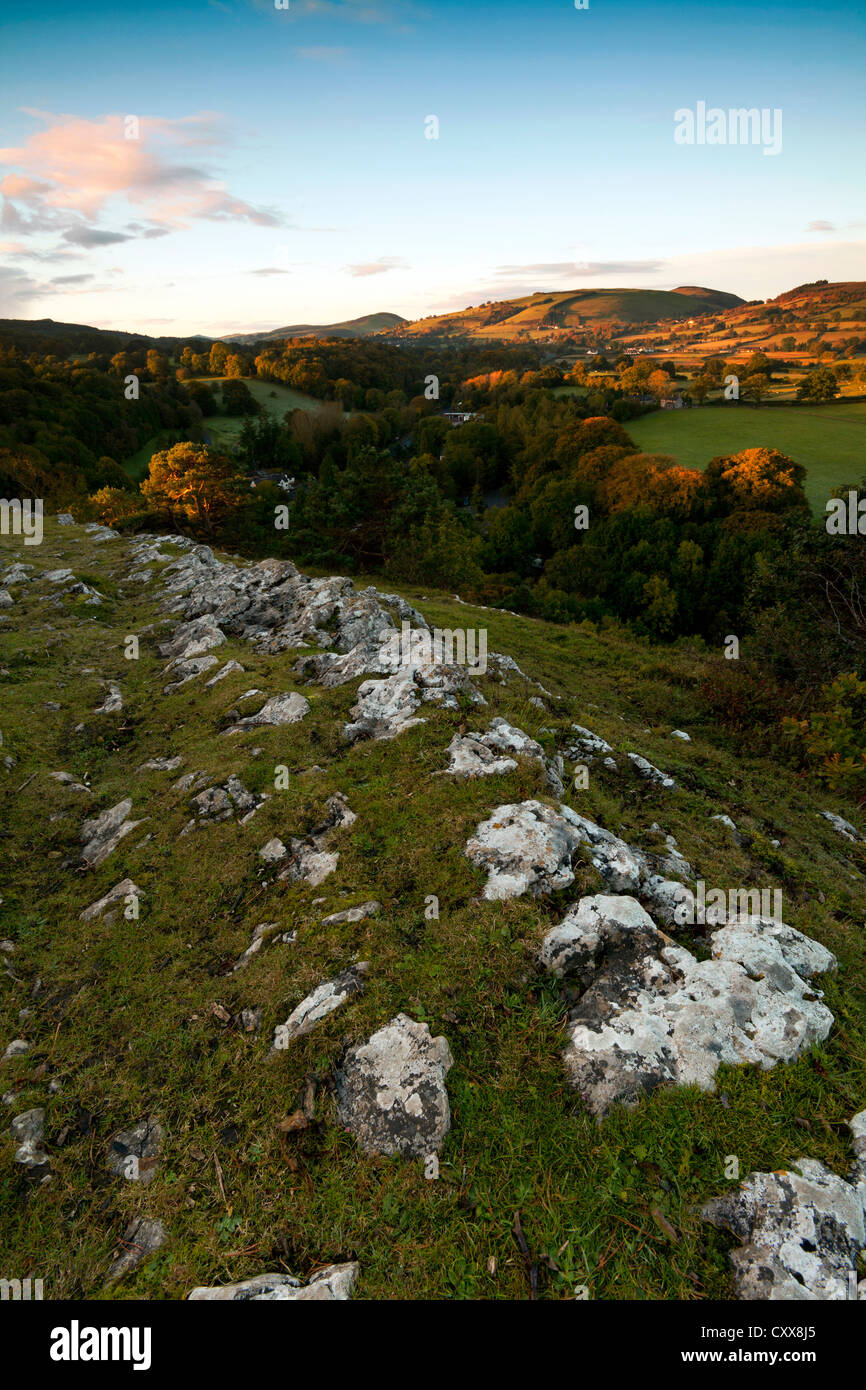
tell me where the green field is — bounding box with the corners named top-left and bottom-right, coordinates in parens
top-left (123, 378), bottom-right (334, 479)
top-left (627, 402), bottom-right (866, 514)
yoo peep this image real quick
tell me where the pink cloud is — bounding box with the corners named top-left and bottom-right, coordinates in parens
top-left (0, 110), bottom-right (281, 249)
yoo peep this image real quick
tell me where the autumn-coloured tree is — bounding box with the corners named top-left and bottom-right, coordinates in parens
top-left (141, 442), bottom-right (247, 532)
top-left (598, 453), bottom-right (703, 516)
top-left (705, 447), bottom-right (808, 512)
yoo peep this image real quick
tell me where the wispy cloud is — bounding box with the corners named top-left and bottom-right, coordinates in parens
top-left (806, 220), bottom-right (835, 233)
top-left (251, 266), bottom-right (290, 275)
top-left (346, 255), bottom-right (408, 277)
top-left (492, 259), bottom-right (667, 280)
top-left (49, 272), bottom-right (94, 284)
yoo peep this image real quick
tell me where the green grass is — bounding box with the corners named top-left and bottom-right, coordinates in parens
top-left (122, 378), bottom-right (336, 479)
top-left (626, 402), bottom-right (866, 514)
top-left (0, 521), bottom-right (864, 1301)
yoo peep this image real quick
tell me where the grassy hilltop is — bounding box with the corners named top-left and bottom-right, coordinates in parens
top-left (1, 519), bottom-right (864, 1301)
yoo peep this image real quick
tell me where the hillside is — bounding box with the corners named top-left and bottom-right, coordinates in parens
top-left (222, 313), bottom-right (407, 346)
top-left (1, 517), bottom-right (864, 1302)
top-left (396, 287), bottom-right (747, 341)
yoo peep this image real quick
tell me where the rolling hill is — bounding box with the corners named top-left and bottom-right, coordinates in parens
top-left (222, 312), bottom-right (407, 345)
top-left (396, 287), bottom-right (747, 341)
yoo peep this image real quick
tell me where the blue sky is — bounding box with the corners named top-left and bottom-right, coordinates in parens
top-left (0, 0), bottom-right (863, 334)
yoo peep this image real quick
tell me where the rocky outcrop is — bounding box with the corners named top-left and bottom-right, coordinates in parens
top-left (541, 895), bottom-right (836, 1117)
top-left (703, 1111), bottom-right (866, 1300)
top-left (440, 717), bottom-right (563, 793)
top-left (336, 1013), bottom-right (453, 1157)
top-left (465, 800), bottom-right (692, 916)
top-left (276, 792), bottom-right (356, 887)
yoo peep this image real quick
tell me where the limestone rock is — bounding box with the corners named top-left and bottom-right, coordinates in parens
top-left (163, 655), bottom-right (219, 692)
top-left (107, 1116), bottom-right (162, 1184)
top-left (271, 963), bottom-right (368, 1049)
top-left (441, 717), bottom-right (563, 793)
top-left (703, 1130), bottom-right (866, 1300)
top-left (541, 898), bottom-right (836, 1117)
top-left (566, 724), bottom-right (613, 759)
top-left (80, 799), bottom-right (143, 867)
top-left (819, 810), bottom-right (861, 842)
top-left (80, 879), bottom-right (142, 923)
top-left (158, 614), bottom-right (226, 662)
top-left (94, 681), bottom-right (123, 714)
top-left (321, 901), bottom-right (381, 926)
top-left (11, 1107), bottom-right (50, 1175)
top-left (627, 752), bottom-right (677, 789)
top-left (465, 800), bottom-right (587, 900)
top-left (336, 1013), bottom-right (453, 1157)
top-left (279, 793), bottom-right (355, 887)
top-left (108, 1217), bottom-right (168, 1281)
top-left (223, 690), bottom-right (310, 734)
top-left (205, 659), bottom-right (245, 687)
top-left (188, 1262), bottom-right (359, 1301)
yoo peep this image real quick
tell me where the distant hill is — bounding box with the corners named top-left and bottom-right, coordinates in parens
top-left (669, 286), bottom-right (744, 309)
top-left (0, 317), bottom-right (210, 355)
top-left (222, 312), bottom-right (407, 345)
top-left (396, 287), bottom-right (746, 340)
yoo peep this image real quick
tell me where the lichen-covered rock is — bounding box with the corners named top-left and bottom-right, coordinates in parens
top-left (223, 690), bottom-right (310, 734)
top-left (441, 717), bottom-right (563, 793)
top-left (819, 810), bottom-right (861, 842)
top-left (321, 901), bottom-right (381, 926)
top-left (107, 1116), bottom-right (162, 1184)
top-left (271, 963), bottom-right (368, 1049)
top-left (108, 1217), bottom-right (168, 1281)
top-left (80, 799), bottom-right (143, 867)
top-left (541, 898), bottom-right (836, 1117)
top-left (465, 801), bottom-right (692, 909)
top-left (703, 1123), bottom-right (866, 1300)
top-left (188, 1262), bottom-right (359, 1301)
top-left (79, 878), bottom-right (142, 923)
top-left (11, 1107), bottom-right (50, 1175)
top-left (465, 800), bottom-right (587, 899)
top-left (336, 1013), bottom-right (453, 1157)
top-left (627, 752), bottom-right (677, 789)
